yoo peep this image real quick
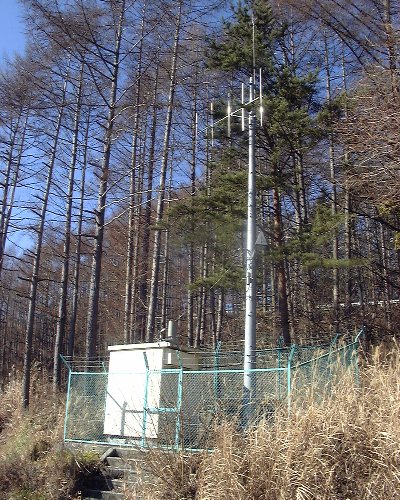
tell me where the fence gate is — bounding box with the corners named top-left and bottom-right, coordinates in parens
top-left (142, 368), bottom-right (183, 449)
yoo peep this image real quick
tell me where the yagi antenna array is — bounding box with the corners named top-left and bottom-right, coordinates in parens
top-left (259, 67), bottom-right (264, 126)
top-left (209, 69), bottom-right (264, 140)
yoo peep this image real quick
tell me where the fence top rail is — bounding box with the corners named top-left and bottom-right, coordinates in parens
top-left (200, 344), bottom-right (332, 357)
top-left (61, 355), bottom-right (107, 372)
top-left (292, 341), bottom-right (358, 370)
top-left (69, 366), bottom-right (289, 376)
top-left (65, 332), bottom-right (364, 375)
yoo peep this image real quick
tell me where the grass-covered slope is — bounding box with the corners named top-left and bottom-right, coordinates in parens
top-left (0, 373), bottom-right (103, 499)
top-left (1, 346), bottom-right (399, 499)
top-left (141, 345), bottom-right (400, 500)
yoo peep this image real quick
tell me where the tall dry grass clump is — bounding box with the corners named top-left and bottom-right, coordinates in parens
top-left (0, 371), bottom-right (103, 499)
top-left (142, 345), bottom-right (400, 500)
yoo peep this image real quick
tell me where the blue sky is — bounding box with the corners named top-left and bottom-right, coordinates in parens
top-left (0, 1), bottom-right (26, 63)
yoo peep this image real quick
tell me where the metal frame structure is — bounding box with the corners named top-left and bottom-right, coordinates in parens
top-left (63, 330), bottom-right (364, 452)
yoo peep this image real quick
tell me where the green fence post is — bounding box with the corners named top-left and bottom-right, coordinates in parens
top-left (277, 337), bottom-right (284, 401)
top-left (141, 352), bottom-right (149, 448)
top-left (175, 367), bottom-right (183, 451)
top-left (63, 369), bottom-right (72, 441)
top-left (287, 345), bottom-right (296, 416)
top-left (213, 341), bottom-right (221, 400)
top-left (173, 351), bottom-right (183, 451)
top-left (277, 348), bottom-right (282, 400)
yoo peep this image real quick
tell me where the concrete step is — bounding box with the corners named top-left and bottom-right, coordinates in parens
top-left (106, 456), bottom-right (144, 468)
top-left (82, 489), bottom-right (124, 500)
top-left (104, 469), bottom-right (137, 487)
top-left (70, 445), bottom-right (153, 498)
top-left (105, 455), bottom-right (154, 481)
top-left (114, 447), bottom-right (149, 460)
top-left (103, 466), bottom-right (126, 481)
top-left (111, 478), bottom-right (130, 490)
top-left (104, 457), bottom-right (141, 481)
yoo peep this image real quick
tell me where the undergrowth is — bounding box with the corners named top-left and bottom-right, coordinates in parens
top-left (0, 372), bottom-right (102, 499)
top-left (1, 346), bottom-right (399, 499)
top-left (136, 344), bottom-right (400, 500)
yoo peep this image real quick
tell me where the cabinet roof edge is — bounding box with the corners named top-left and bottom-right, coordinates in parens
top-left (107, 342), bottom-right (201, 354)
top-left (108, 341), bottom-right (174, 351)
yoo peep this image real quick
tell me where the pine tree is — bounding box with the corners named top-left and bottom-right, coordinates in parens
top-left (207, 0), bottom-right (319, 343)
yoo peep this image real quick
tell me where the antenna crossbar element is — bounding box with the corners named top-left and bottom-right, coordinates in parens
top-left (200, 67), bottom-right (264, 137)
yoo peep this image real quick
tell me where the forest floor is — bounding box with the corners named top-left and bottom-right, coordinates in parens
top-left (0, 343), bottom-right (399, 499)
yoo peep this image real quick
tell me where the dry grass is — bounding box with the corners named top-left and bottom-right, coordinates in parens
top-left (139, 345), bottom-right (400, 500)
top-left (1, 346), bottom-right (399, 499)
top-left (0, 371), bottom-right (103, 499)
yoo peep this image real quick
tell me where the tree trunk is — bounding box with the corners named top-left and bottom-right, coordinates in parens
top-left (187, 103), bottom-right (198, 347)
top-left (379, 223), bottom-right (392, 329)
top-left (68, 110), bottom-right (89, 358)
top-left (22, 68), bottom-right (69, 407)
top-left (0, 110), bottom-right (28, 277)
top-left (342, 44), bottom-right (353, 318)
top-left (146, 1), bottom-right (182, 342)
top-left (272, 172), bottom-right (291, 345)
top-left (161, 161), bottom-right (174, 331)
top-left (86, 1), bottom-right (125, 359)
top-left (53, 60), bottom-right (84, 390)
top-left (137, 62), bottom-right (159, 342)
top-left (195, 244), bottom-right (207, 348)
top-left (325, 34), bottom-right (339, 331)
top-left (216, 289), bottom-right (224, 345)
top-left (383, 0), bottom-right (398, 94)
top-left (123, 2), bottom-right (146, 344)
top-left (130, 137), bottom-right (146, 341)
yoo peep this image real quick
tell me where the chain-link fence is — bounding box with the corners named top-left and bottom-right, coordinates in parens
top-left (64, 334), bottom-right (361, 451)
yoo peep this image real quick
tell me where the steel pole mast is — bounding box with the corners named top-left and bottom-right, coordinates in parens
top-left (243, 77), bottom-right (257, 410)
